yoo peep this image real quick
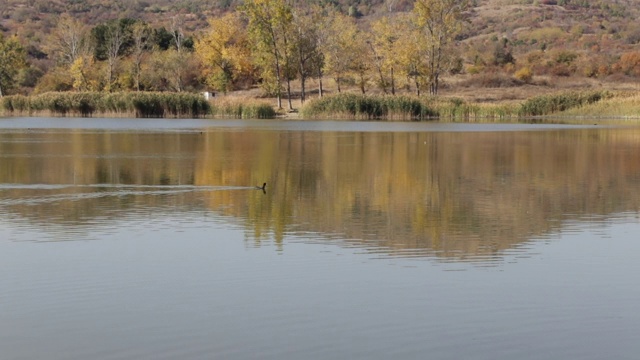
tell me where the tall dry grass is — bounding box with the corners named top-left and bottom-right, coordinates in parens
top-left (518, 90), bottom-right (612, 117)
top-left (300, 93), bottom-right (436, 120)
top-left (300, 93), bottom-right (522, 121)
top-left (557, 92), bottom-right (640, 119)
top-left (209, 96), bottom-right (276, 119)
top-left (1, 92), bottom-right (211, 118)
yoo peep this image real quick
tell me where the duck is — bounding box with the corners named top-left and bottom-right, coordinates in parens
top-left (256, 182), bottom-right (267, 191)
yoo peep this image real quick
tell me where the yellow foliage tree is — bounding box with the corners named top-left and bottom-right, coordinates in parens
top-left (70, 57), bottom-right (88, 91)
top-left (195, 13), bottom-right (254, 94)
top-left (320, 10), bottom-right (365, 93)
top-left (370, 14), bottom-right (408, 95)
top-left (413, 0), bottom-right (469, 95)
top-left (242, 0), bottom-right (294, 109)
top-left (395, 18), bottom-right (431, 95)
top-left (69, 54), bottom-right (100, 91)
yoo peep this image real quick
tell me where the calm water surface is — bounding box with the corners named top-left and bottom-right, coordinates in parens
top-left (1, 118), bottom-right (640, 360)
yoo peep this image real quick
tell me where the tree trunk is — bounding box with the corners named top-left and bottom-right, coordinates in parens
top-left (390, 67), bottom-right (395, 95)
top-left (135, 62), bottom-right (141, 91)
top-left (317, 69), bottom-right (323, 98)
top-left (432, 73), bottom-right (439, 95)
top-left (273, 56), bottom-right (283, 109)
top-left (300, 75), bottom-right (306, 104)
top-left (286, 78), bottom-right (293, 110)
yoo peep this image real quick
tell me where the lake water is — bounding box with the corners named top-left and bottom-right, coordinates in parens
top-left (1, 117), bottom-right (640, 360)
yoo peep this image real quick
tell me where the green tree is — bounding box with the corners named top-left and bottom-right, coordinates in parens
top-left (413, 0), bottom-right (469, 95)
top-left (92, 19), bottom-right (136, 91)
top-left (153, 27), bottom-right (174, 51)
top-left (0, 34), bottom-right (27, 97)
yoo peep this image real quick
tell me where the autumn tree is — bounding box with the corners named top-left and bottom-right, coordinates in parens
top-left (131, 21), bottom-right (151, 91)
top-left (369, 15), bottom-right (406, 94)
top-left (396, 15), bottom-right (430, 95)
top-left (350, 39), bottom-right (371, 94)
top-left (43, 14), bottom-right (94, 92)
top-left (170, 15), bottom-right (187, 53)
top-left (0, 34), bottom-right (27, 97)
top-left (47, 14), bottom-right (89, 66)
top-left (290, 5), bottom-right (323, 103)
top-left (69, 55), bottom-right (99, 91)
top-left (615, 51), bottom-right (640, 77)
top-left (311, 5), bottom-right (331, 97)
top-left (92, 19), bottom-right (135, 91)
top-left (242, 0), bottom-right (294, 109)
top-left (413, 0), bottom-right (469, 95)
top-left (146, 48), bottom-right (198, 92)
top-left (320, 10), bottom-right (362, 93)
top-left (195, 13), bottom-right (254, 93)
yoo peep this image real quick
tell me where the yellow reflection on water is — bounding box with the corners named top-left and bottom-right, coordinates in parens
top-left (1, 127), bottom-right (640, 261)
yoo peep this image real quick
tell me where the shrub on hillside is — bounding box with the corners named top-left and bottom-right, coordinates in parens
top-left (459, 73), bottom-right (523, 88)
top-left (514, 67), bottom-right (533, 83)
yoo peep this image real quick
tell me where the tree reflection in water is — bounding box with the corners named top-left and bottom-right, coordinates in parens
top-left (1, 126), bottom-right (640, 262)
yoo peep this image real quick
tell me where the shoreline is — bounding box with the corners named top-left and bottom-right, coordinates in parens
top-left (2, 84), bottom-right (640, 122)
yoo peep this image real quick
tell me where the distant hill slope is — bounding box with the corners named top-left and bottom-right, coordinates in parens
top-left (0, 0), bottom-right (392, 34)
top-left (2, 0), bottom-right (639, 53)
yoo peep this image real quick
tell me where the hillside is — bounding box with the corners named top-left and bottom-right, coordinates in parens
top-left (0, 0), bottom-right (391, 35)
top-left (2, 0), bottom-right (640, 99)
top-left (3, 0), bottom-right (638, 46)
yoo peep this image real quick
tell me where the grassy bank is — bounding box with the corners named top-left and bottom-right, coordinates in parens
top-left (299, 90), bottom-right (621, 121)
top-left (554, 92), bottom-right (640, 119)
top-left (2, 90), bottom-right (636, 121)
top-left (0, 91), bottom-right (277, 119)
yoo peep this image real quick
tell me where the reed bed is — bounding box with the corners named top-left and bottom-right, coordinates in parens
top-left (557, 92), bottom-right (640, 119)
top-left (300, 93), bottom-right (521, 121)
top-left (209, 97), bottom-right (276, 119)
top-left (300, 93), bottom-right (436, 120)
top-left (518, 90), bottom-right (612, 117)
top-left (3, 89), bottom-right (636, 121)
top-left (429, 98), bottom-right (520, 121)
top-left (300, 91), bottom-right (624, 121)
top-left (1, 92), bottom-right (211, 118)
